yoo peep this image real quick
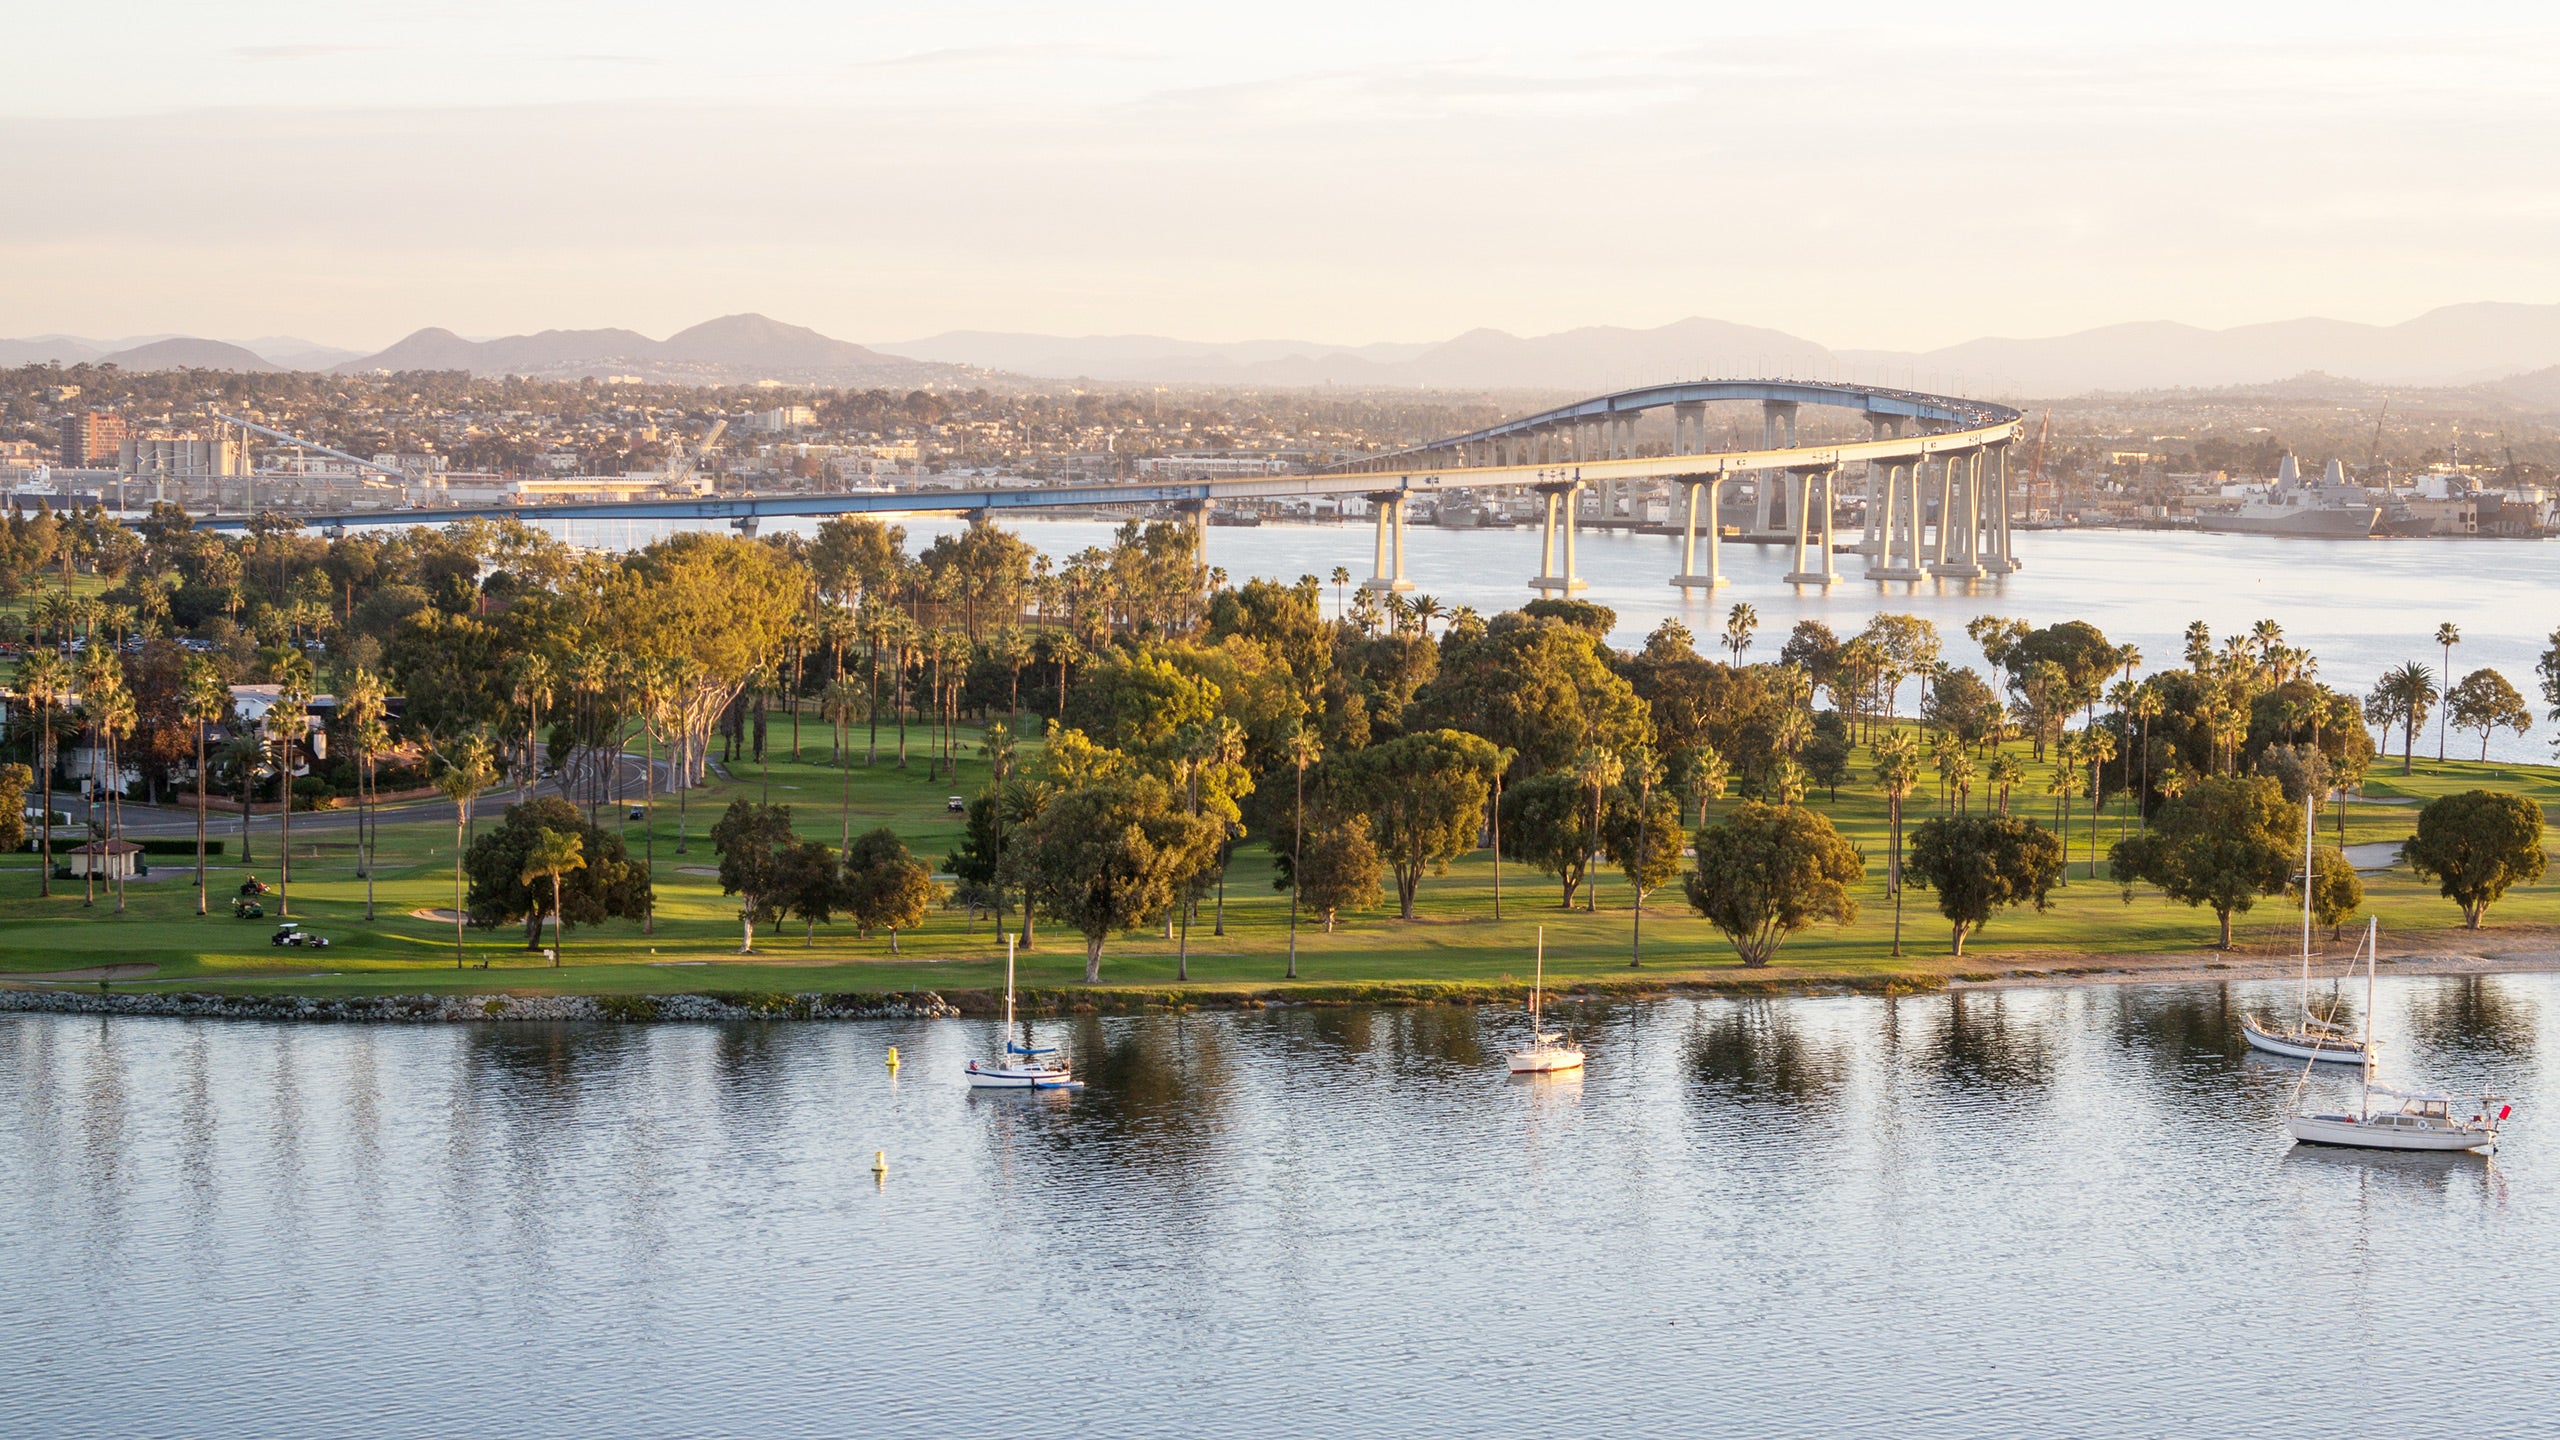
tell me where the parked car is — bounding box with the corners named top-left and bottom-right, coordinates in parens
top-left (270, 923), bottom-right (329, 949)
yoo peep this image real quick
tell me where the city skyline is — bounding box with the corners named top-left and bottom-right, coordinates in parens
top-left (6, 4), bottom-right (2556, 349)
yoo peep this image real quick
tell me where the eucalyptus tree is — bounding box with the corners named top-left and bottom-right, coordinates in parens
top-left (2447, 668), bottom-right (2531, 761)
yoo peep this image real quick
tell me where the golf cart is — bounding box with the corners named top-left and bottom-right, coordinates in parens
top-left (231, 896), bottom-right (264, 919)
top-left (271, 922), bottom-right (330, 949)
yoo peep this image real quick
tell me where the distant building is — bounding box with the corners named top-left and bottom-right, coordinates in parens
top-left (121, 435), bottom-right (248, 479)
top-left (58, 411), bottom-right (128, 466)
top-left (747, 405), bottom-right (817, 433)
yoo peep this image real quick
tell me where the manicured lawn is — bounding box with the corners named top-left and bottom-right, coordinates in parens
top-left (6, 718), bottom-right (2559, 1001)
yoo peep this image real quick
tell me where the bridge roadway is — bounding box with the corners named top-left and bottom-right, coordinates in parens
top-left (196, 379), bottom-right (2023, 593)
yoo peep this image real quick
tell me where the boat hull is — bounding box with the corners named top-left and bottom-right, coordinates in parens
top-left (2241, 1017), bottom-right (2377, 1065)
top-left (1506, 1048), bottom-right (1585, 1074)
top-left (2286, 1114), bottom-right (2494, 1152)
top-left (2196, 508), bottom-right (2378, 537)
top-left (965, 1062), bottom-right (1076, 1089)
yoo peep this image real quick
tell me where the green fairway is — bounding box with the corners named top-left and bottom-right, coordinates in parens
top-left (4, 717), bottom-right (2557, 1004)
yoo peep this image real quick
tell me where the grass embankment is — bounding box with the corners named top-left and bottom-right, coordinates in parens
top-left (4, 718), bottom-right (2558, 1006)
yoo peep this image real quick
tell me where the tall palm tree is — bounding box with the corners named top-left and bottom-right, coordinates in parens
top-left (520, 828), bottom-right (586, 966)
top-left (1873, 731), bottom-right (1921, 955)
top-left (1284, 724), bottom-right (1320, 980)
top-left (1723, 603), bottom-right (1758, 664)
top-left (1328, 566), bottom-right (1350, 620)
top-left (2435, 622), bottom-right (2460, 761)
top-left (88, 679), bottom-right (136, 913)
top-left (1410, 594), bottom-right (1443, 638)
top-left (2369, 660), bottom-right (2435, 776)
top-left (342, 668), bottom-right (389, 921)
top-left (216, 731), bottom-right (269, 868)
top-left (433, 735), bottom-right (498, 968)
top-left (181, 659), bottom-right (230, 915)
top-left (268, 658), bottom-right (314, 919)
top-left (1986, 751), bottom-right (2024, 817)
top-left (508, 650), bottom-right (556, 803)
top-left (15, 650), bottom-right (69, 897)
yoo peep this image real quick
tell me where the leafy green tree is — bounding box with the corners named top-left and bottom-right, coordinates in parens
top-left (710, 800), bottom-right (798, 952)
top-left (1682, 800), bottom-right (1865, 967)
top-left (2446, 668), bottom-right (2531, 761)
top-left (1600, 779), bottom-right (1686, 907)
top-left (2402, 790), bottom-right (2547, 929)
top-left (780, 840), bottom-right (844, 946)
top-left (1415, 620), bottom-right (1647, 776)
top-left (1289, 813), bottom-right (1381, 933)
top-left (2364, 661), bottom-right (2435, 776)
top-left (1800, 717), bottom-right (1852, 800)
top-left (1903, 814), bottom-right (2065, 955)
top-left (1498, 771), bottom-right (1595, 907)
top-left (1345, 728), bottom-right (1502, 918)
top-left (2291, 845), bottom-right (2364, 940)
top-left (0, 763), bottom-right (28, 856)
top-left (1018, 777), bottom-right (1221, 981)
top-left (844, 826), bottom-right (940, 953)
top-left (464, 797), bottom-right (650, 951)
top-left (2108, 774), bottom-right (2296, 947)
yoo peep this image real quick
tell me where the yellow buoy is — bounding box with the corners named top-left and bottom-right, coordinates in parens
top-left (871, 1150), bottom-right (889, 1176)
top-left (885, 1046), bottom-right (900, 1071)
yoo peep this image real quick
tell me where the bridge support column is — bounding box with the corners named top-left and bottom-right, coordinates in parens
top-left (1361, 493), bottom-right (1414, 593)
top-left (1931, 450), bottom-right (1985, 578)
top-left (729, 515), bottom-right (760, 538)
top-left (1172, 498), bottom-right (1208, 542)
top-left (1670, 476), bottom-right (1725, 589)
top-left (1761, 400), bottom-right (1798, 449)
top-left (1530, 481), bottom-right (1588, 594)
top-left (1785, 468), bottom-right (1840, 585)
top-left (1984, 442), bottom-right (2020, 571)
top-left (1859, 415), bottom-right (1903, 556)
top-left (1867, 462), bottom-right (1928, 580)
top-left (1674, 401), bottom-right (1705, 455)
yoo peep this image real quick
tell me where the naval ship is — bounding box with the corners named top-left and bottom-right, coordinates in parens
top-left (2197, 455), bottom-right (2381, 537)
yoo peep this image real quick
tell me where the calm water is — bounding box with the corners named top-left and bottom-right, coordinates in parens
top-left (3, 977), bottom-right (2551, 1438)
top-left (548, 514), bottom-right (2560, 764)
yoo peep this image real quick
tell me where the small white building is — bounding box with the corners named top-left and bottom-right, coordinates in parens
top-left (65, 839), bottom-right (143, 880)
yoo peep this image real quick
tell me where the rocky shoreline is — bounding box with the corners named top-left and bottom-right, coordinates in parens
top-left (0, 989), bottom-right (960, 1024)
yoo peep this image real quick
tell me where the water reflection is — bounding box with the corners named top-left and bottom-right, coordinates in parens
top-left (1921, 991), bottom-right (2054, 1092)
top-left (2403, 976), bottom-right (2539, 1061)
top-left (1684, 999), bottom-right (1844, 1106)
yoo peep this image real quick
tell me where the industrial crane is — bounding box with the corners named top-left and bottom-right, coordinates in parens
top-left (205, 410), bottom-right (428, 513)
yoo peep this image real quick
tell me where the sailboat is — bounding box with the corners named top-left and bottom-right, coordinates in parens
top-left (966, 934), bottom-right (1077, 1090)
top-left (2241, 795), bottom-right (2380, 1066)
top-left (1506, 928), bottom-right (1585, 1075)
top-left (2283, 918), bottom-right (2507, 1153)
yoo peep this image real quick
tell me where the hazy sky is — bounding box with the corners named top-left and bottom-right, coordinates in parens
top-left (6, 2), bottom-right (2556, 350)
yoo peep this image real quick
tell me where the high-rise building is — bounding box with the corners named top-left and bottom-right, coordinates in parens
top-left (57, 411), bottom-right (128, 466)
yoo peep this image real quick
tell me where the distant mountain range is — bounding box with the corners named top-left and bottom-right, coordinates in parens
top-left (9, 302), bottom-right (2560, 396)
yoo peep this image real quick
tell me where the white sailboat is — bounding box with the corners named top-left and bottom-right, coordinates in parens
top-left (1506, 928), bottom-right (1585, 1075)
top-left (2242, 795), bottom-right (2380, 1067)
top-left (2283, 918), bottom-right (2507, 1153)
top-left (966, 934), bottom-right (1077, 1090)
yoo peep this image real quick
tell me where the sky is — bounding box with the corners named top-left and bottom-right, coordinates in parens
top-left (5, 2), bottom-right (2557, 352)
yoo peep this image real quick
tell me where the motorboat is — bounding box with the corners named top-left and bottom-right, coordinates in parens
top-left (966, 934), bottom-right (1078, 1090)
top-left (1506, 928), bottom-right (1584, 1075)
top-left (2281, 918), bottom-right (2507, 1154)
top-left (2243, 796), bottom-right (2378, 1067)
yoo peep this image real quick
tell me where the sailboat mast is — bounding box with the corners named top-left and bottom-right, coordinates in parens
top-left (2359, 916), bottom-right (2377, 1110)
top-left (1004, 932), bottom-right (1016, 1039)
top-left (2298, 796), bottom-right (2314, 1021)
top-left (1532, 927), bottom-right (1543, 1031)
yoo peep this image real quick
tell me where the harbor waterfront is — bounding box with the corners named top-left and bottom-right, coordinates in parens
top-left (2, 976), bottom-right (2547, 1439)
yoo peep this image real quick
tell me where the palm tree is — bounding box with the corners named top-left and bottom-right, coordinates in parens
top-left (181, 659), bottom-right (229, 915)
top-left (821, 680), bottom-right (865, 848)
top-left (979, 721), bottom-right (1017, 935)
top-left (88, 680), bottom-right (135, 913)
top-left (342, 669), bottom-right (389, 921)
top-left (2368, 660), bottom-right (2436, 776)
top-left (1986, 751), bottom-right (2024, 817)
top-left (433, 736), bottom-right (497, 968)
top-left (520, 828), bottom-right (586, 966)
top-left (15, 650), bottom-right (69, 897)
top-left (2435, 622), bottom-right (2460, 761)
top-left (1723, 602), bottom-right (1758, 663)
top-left (2078, 726), bottom-right (2116, 877)
top-left (1284, 724), bottom-right (1320, 980)
top-left (1329, 565), bottom-right (1350, 620)
top-left (1410, 594), bottom-right (1443, 638)
top-left (1873, 731), bottom-right (1921, 955)
top-left (2047, 733), bottom-right (2086, 881)
top-left (268, 658), bottom-right (314, 919)
top-left (2129, 684), bottom-right (2164, 830)
top-left (216, 731), bottom-right (269, 867)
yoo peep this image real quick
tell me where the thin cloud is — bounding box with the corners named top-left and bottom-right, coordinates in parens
top-left (231, 44), bottom-right (384, 62)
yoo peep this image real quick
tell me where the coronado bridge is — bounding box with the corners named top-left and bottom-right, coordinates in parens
top-left (197, 380), bottom-right (2025, 594)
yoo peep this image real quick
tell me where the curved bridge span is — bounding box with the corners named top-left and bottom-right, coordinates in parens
top-left (1321, 378), bottom-right (2024, 594)
top-left (205, 379), bottom-right (2021, 597)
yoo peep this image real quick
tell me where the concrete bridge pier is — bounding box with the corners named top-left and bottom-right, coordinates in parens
top-left (1859, 415), bottom-right (1905, 556)
top-left (1983, 442), bottom-right (2020, 572)
top-left (1669, 475), bottom-right (1725, 589)
top-left (1931, 450), bottom-right (1986, 578)
top-left (729, 515), bottom-right (760, 537)
top-left (1866, 461), bottom-right (1928, 581)
top-left (1784, 467), bottom-right (1840, 585)
top-left (1361, 492), bottom-right (1415, 593)
top-left (1673, 401), bottom-right (1706, 454)
top-left (1529, 480), bottom-right (1588, 594)
top-left (1171, 498), bottom-right (1209, 541)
